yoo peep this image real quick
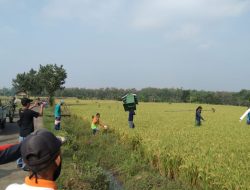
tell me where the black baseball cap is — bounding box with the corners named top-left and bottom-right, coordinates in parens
top-left (21, 129), bottom-right (62, 172)
top-left (21, 97), bottom-right (33, 106)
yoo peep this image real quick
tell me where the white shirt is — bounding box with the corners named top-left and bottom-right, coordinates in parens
top-left (6, 183), bottom-right (54, 190)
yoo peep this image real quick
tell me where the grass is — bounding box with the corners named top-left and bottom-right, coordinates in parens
top-left (59, 98), bottom-right (250, 190)
top-left (42, 98), bottom-right (250, 189)
top-left (43, 104), bottom-right (187, 190)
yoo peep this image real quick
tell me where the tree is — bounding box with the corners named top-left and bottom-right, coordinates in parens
top-left (38, 64), bottom-right (67, 105)
top-left (181, 90), bottom-right (191, 103)
top-left (12, 69), bottom-right (40, 96)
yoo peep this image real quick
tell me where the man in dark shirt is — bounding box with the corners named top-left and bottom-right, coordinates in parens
top-left (128, 110), bottom-right (136, 128)
top-left (17, 97), bottom-right (44, 169)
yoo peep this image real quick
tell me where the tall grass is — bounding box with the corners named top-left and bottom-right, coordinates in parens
top-left (63, 99), bottom-right (250, 189)
top-left (43, 107), bottom-right (185, 190)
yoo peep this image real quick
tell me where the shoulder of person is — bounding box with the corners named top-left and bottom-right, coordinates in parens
top-left (5, 183), bottom-right (24, 190)
top-left (27, 109), bottom-right (36, 113)
top-left (27, 109), bottom-right (39, 115)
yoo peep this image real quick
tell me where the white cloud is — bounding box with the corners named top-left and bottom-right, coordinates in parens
top-left (41, 0), bottom-right (250, 41)
top-left (165, 24), bottom-right (201, 41)
top-left (132, 0), bottom-right (250, 29)
top-left (42, 0), bottom-right (124, 25)
top-left (42, 0), bottom-right (250, 28)
top-left (131, 0), bottom-right (250, 42)
top-left (198, 41), bottom-right (215, 49)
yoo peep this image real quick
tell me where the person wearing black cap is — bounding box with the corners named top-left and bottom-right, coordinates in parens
top-left (6, 129), bottom-right (62, 190)
top-left (17, 97), bottom-right (44, 170)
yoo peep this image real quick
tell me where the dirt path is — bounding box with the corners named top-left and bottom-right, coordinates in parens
top-left (0, 116), bottom-right (43, 189)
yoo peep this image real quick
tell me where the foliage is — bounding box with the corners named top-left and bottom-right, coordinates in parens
top-left (12, 69), bottom-right (42, 96)
top-left (43, 103), bottom-right (186, 190)
top-left (54, 88), bottom-right (250, 106)
top-left (38, 64), bottom-right (67, 98)
top-left (65, 99), bottom-right (250, 189)
top-left (11, 64), bottom-right (67, 102)
top-left (0, 88), bottom-right (15, 96)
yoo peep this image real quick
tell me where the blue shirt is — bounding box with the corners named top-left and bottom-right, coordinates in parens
top-left (196, 110), bottom-right (203, 121)
top-left (54, 103), bottom-right (61, 118)
top-left (247, 112), bottom-right (250, 121)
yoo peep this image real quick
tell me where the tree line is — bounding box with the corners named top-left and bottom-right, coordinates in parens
top-left (55, 87), bottom-right (250, 106)
top-left (1, 64), bottom-right (249, 106)
top-left (1, 87), bottom-right (249, 106)
top-left (11, 64), bottom-right (67, 105)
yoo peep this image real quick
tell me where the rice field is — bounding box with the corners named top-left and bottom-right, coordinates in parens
top-left (63, 98), bottom-right (250, 189)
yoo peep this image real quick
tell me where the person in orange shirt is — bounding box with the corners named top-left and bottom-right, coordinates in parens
top-left (91, 113), bottom-right (105, 135)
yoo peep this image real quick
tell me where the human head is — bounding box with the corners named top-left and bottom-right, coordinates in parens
top-left (60, 100), bottom-right (64, 105)
top-left (21, 98), bottom-right (33, 108)
top-left (96, 113), bottom-right (100, 118)
top-left (196, 106), bottom-right (202, 112)
top-left (21, 129), bottom-right (62, 181)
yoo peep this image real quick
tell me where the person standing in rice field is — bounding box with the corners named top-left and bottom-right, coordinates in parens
top-left (54, 100), bottom-right (64, 130)
top-left (195, 106), bottom-right (205, 126)
top-left (128, 110), bottom-right (136, 129)
top-left (247, 109), bottom-right (250, 125)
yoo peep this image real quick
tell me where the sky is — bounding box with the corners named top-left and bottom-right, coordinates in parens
top-left (0, 0), bottom-right (250, 92)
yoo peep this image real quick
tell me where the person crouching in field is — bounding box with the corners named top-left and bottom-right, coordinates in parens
top-left (91, 113), bottom-right (103, 135)
top-left (195, 106), bottom-right (205, 126)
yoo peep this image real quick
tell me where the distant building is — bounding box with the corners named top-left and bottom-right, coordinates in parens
top-left (15, 91), bottom-right (28, 98)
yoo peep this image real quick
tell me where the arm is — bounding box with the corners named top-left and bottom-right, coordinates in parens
top-left (199, 112), bottom-right (205, 121)
top-left (30, 104), bottom-right (44, 117)
top-left (0, 144), bottom-right (21, 165)
top-left (196, 112), bottom-right (204, 120)
top-left (38, 104), bottom-right (44, 116)
top-left (93, 117), bottom-right (104, 128)
top-left (29, 101), bottom-right (39, 110)
top-left (99, 122), bottom-right (105, 128)
top-left (0, 144), bottom-right (14, 151)
top-left (30, 101), bottom-right (44, 116)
